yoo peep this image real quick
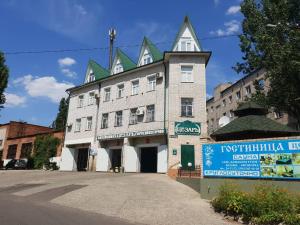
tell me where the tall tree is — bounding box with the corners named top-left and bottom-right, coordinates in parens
top-left (33, 134), bottom-right (60, 169)
top-left (0, 51), bottom-right (9, 110)
top-left (53, 97), bottom-right (69, 130)
top-left (236, 0), bottom-right (300, 127)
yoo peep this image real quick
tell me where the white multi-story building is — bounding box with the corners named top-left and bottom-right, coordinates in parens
top-left (60, 17), bottom-right (211, 174)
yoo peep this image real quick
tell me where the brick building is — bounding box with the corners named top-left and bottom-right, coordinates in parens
top-left (0, 121), bottom-right (64, 167)
top-left (206, 70), bottom-right (298, 134)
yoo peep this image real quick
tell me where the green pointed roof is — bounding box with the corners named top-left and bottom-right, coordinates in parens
top-left (88, 60), bottom-right (109, 80)
top-left (115, 48), bottom-right (136, 71)
top-left (234, 102), bottom-right (268, 117)
top-left (172, 16), bottom-right (202, 51)
top-left (143, 37), bottom-right (163, 61)
top-left (211, 102), bottom-right (300, 141)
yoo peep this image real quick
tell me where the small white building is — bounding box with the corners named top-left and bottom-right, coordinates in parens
top-left (60, 16), bottom-right (211, 174)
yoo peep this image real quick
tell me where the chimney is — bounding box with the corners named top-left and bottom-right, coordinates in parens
top-left (108, 28), bottom-right (116, 70)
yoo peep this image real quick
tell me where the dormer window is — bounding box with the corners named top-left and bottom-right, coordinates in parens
top-left (88, 70), bottom-right (95, 82)
top-left (180, 37), bottom-right (192, 51)
top-left (114, 62), bottom-right (123, 74)
top-left (143, 53), bottom-right (152, 65)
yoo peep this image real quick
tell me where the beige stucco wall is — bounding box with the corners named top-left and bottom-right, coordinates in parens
top-left (64, 83), bottom-right (100, 148)
top-left (97, 63), bottom-right (165, 138)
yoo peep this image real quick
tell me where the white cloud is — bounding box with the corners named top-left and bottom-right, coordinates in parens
top-left (58, 57), bottom-right (77, 78)
top-left (58, 57), bottom-right (76, 67)
top-left (61, 68), bottom-right (77, 78)
top-left (226, 5), bottom-right (241, 15)
top-left (213, 0), bottom-right (220, 6)
top-left (74, 4), bottom-right (87, 15)
top-left (14, 75), bottom-right (74, 103)
top-left (210, 20), bottom-right (240, 36)
top-left (4, 93), bottom-right (26, 107)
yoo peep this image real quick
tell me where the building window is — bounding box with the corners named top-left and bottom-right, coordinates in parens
top-left (274, 111), bottom-right (283, 119)
top-left (143, 53), bottom-right (152, 65)
top-left (104, 88), bottom-right (111, 102)
top-left (245, 85), bottom-right (252, 95)
top-left (117, 84), bottom-right (124, 98)
top-left (210, 106), bottom-right (214, 112)
top-left (148, 75), bottom-right (156, 91)
top-left (181, 65), bottom-right (193, 82)
top-left (88, 71), bottom-right (95, 82)
top-left (86, 117), bottom-right (92, 131)
top-left (129, 108), bottom-right (138, 125)
top-left (131, 80), bottom-right (139, 95)
top-left (75, 118), bottom-right (81, 132)
top-left (236, 91), bottom-right (241, 100)
top-left (229, 96), bottom-right (232, 104)
top-left (88, 92), bottom-right (95, 105)
top-left (222, 99), bottom-right (226, 107)
top-left (115, 111), bottom-right (123, 127)
top-left (20, 143), bottom-right (32, 158)
top-left (114, 62), bottom-right (123, 74)
top-left (78, 95), bottom-right (84, 108)
top-left (181, 98), bottom-right (193, 117)
top-left (181, 38), bottom-right (192, 51)
top-left (101, 113), bottom-right (108, 129)
top-left (146, 105), bottom-right (155, 122)
top-left (7, 145), bottom-right (17, 159)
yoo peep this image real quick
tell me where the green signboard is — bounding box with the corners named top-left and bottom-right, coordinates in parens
top-left (175, 120), bottom-right (201, 136)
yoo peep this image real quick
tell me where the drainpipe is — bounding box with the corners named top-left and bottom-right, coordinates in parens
top-left (163, 61), bottom-right (169, 172)
top-left (90, 82), bottom-right (101, 171)
top-left (62, 91), bottom-right (71, 150)
top-left (94, 83), bottom-right (101, 143)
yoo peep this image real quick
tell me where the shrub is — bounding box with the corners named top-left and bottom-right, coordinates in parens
top-left (211, 183), bottom-right (300, 225)
top-left (211, 183), bottom-right (247, 220)
top-left (251, 212), bottom-right (284, 225)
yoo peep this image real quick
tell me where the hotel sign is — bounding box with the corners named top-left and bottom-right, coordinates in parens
top-left (174, 120), bottom-right (201, 136)
top-left (97, 129), bottom-right (165, 140)
top-left (203, 139), bottom-right (300, 180)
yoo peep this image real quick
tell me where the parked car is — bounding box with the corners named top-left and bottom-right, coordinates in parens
top-left (5, 159), bottom-right (27, 170)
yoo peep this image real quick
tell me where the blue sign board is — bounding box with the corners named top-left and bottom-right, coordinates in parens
top-left (202, 139), bottom-right (300, 179)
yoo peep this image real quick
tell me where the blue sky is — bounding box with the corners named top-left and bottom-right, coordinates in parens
top-left (0, 0), bottom-right (244, 126)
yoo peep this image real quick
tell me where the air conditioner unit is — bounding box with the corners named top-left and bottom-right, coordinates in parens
top-left (156, 73), bottom-right (163, 79)
top-left (136, 107), bottom-right (144, 115)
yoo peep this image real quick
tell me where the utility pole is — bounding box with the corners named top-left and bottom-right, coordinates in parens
top-left (109, 28), bottom-right (116, 70)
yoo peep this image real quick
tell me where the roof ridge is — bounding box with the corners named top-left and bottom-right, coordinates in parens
top-left (89, 59), bottom-right (109, 73)
top-left (143, 37), bottom-right (163, 61)
top-left (116, 48), bottom-right (136, 71)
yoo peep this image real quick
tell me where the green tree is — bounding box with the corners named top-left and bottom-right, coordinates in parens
top-left (33, 134), bottom-right (60, 169)
top-left (0, 51), bottom-right (9, 110)
top-left (236, 0), bottom-right (300, 127)
top-left (53, 97), bottom-right (69, 130)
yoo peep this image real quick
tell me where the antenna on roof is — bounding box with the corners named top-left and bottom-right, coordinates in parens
top-left (109, 28), bottom-right (116, 70)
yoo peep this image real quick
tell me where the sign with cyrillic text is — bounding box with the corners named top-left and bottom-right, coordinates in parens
top-left (203, 139), bottom-right (300, 179)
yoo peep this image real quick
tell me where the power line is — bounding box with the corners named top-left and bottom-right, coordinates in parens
top-left (3, 33), bottom-right (240, 56)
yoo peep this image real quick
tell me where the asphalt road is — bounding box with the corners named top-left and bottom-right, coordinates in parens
top-left (0, 184), bottom-right (142, 225)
